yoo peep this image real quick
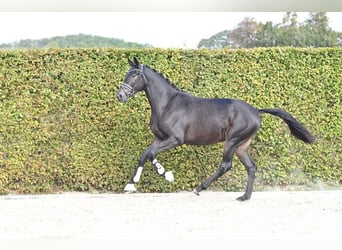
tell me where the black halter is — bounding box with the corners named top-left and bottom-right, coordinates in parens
top-left (120, 64), bottom-right (146, 97)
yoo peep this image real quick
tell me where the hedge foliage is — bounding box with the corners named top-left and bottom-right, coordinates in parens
top-left (0, 48), bottom-right (341, 194)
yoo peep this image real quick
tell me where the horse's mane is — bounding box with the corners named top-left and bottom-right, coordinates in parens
top-left (145, 65), bottom-right (184, 92)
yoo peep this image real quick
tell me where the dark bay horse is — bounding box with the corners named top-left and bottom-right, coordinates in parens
top-left (116, 57), bottom-right (315, 201)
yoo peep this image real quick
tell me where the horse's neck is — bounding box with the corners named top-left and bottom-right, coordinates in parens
top-left (144, 70), bottom-right (178, 115)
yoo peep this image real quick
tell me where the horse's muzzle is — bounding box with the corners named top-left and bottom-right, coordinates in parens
top-left (117, 83), bottom-right (134, 102)
top-left (116, 89), bottom-right (128, 102)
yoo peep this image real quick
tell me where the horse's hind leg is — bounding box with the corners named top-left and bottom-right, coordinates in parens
top-left (193, 140), bottom-right (238, 195)
top-left (235, 138), bottom-right (257, 201)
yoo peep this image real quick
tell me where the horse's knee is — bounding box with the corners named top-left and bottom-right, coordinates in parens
top-left (138, 152), bottom-right (154, 166)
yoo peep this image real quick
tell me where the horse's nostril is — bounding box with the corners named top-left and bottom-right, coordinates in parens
top-left (117, 92), bottom-right (128, 102)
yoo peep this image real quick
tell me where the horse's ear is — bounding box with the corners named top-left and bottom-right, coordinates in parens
top-left (128, 57), bottom-right (140, 68)
top-left (133, 57), bottom-right (140, 66)
top-left (128, 58), bottom-right (136, 68)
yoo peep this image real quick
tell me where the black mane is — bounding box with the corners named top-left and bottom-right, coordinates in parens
top-left (145, 65), bottom-right (184, 92)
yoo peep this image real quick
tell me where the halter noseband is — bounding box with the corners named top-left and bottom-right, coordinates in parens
top-left (120, 64), bottom-right (146, 97)
top-left (120, 82), bottom-right (134, 97)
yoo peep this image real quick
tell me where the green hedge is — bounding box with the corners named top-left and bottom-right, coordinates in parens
top-left (0, 48), bottom-right (341, 194)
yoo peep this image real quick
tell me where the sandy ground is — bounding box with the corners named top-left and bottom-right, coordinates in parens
top-left (0, 191), bottom-right (341, 243)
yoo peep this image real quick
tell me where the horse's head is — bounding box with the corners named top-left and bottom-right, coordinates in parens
top-left (116, 57), bottom-right (147, 102)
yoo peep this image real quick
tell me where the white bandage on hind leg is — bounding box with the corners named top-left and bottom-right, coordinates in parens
top-left (152, 159), bottom-right (165, 175)
top-left (133, 166), bottom-right (143, 183)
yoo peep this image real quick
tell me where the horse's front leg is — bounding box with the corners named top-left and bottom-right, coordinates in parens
top-left (152, 158), bottom-right (174, 182)
top-left (124, 137), bottom-right (179, 193)
top-left (123, 142), bottom-right (156, 193)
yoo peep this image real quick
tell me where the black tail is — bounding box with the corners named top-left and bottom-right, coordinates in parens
top-left (259, 108), bottom-right (316, 144)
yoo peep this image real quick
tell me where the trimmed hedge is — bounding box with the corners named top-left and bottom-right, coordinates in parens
top-left (0, 48), bottom-right (341, 194)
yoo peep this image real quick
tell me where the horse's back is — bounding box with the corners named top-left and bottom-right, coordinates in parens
top-left (187, 96), bottom-right (260, 121)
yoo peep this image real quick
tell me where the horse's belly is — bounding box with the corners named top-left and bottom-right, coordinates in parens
top-left (184, 126), bottom-right (225, 145)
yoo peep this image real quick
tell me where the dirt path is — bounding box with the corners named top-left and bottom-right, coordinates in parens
top-left (1, 191), bottom-right (341, 240)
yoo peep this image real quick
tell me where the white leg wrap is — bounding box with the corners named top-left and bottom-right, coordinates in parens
top-left (165, 171), bottom-right (174, 182)
top-left (152, 159), bottom-right (165, 175)
top-left (133, 166), bottom-right (143, 183)
top-left (124, 183), bottom-right (137, 193)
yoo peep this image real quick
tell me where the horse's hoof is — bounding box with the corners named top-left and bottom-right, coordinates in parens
top-left (124, 183), bottom-right (137, 193)
top-left (193, 189), bottom-right (200, 196)
top-left (236, 194), bottom-right (250, 202)
top-left (165, 171), bottom-right (174, 182)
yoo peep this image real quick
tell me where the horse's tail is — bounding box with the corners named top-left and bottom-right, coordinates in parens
top-left (259, 108), bottom-right (316, 144)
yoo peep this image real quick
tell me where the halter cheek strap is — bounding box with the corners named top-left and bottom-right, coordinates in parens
top-left (138, 64), bottom-right (147, 83)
